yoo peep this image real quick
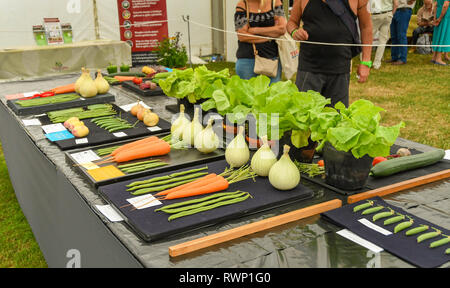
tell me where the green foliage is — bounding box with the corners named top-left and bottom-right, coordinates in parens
top-left (155, 32), bottom-right (188, 68)
top-left (313, 100), bottom-right (405, 159)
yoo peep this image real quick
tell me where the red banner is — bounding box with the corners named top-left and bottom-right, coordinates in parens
top-left (117, 0), bottom-right (169, 64)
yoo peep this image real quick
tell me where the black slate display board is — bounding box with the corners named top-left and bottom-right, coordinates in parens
top-left (6, 93), bottom-right (115, 116)
top-left (322, 196), bottom-right (450, 268)
top-left (121, 80), bottom-right (165, 97)
top-left (98, 159), bottom-right (314, 242)
top-left (65, 135), bottom-right (226, 188)
top-left (302, 145), bottom-right (450, 196)
top-left (39, 103), bottom-right (171, 151)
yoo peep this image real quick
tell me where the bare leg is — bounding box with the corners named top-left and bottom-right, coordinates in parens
top-left (435, 52), bottom-right (446, 65)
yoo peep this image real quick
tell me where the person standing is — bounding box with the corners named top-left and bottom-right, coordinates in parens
top-left (389, 0), bottom-right (416, 65)
top-left (370, 0), bottom-right (398, 69)
top-left (431, 0), bottom-right (450, 65)
top-left (411, 0), bottom-right (435, 52)
top-left (287, 0), bottom-right (373, 107)
top-left (234, 0), bottom-right (287, 83)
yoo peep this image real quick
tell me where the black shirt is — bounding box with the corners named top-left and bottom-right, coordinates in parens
top-left (299, 0), bottom-right (354, 74)
top-left (234, 4), bottom-right (285, 59)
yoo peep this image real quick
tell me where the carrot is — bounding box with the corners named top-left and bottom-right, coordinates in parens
top-left (50, 83), bottom-right (76, 94)
top-left (113, 140), bottom-right (170, 162)
top-left (163, 175), bottom-right (229, 200)
top-left (154, 174), bottom-right (218, 196)
top-left (113, 76), bottom-right (136, 82)
top-left (111, 136), bottom-right (159, 156)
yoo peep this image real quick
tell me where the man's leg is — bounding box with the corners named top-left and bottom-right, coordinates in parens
top-left (295, 70), bottom-right (326, 96)
top-left (390, 12), bottom-right (399, 61)
top-left (322, 73), bottom-right (350, 107)
top-left (397, 9), bottom-right (412, 63)
top-left (374, 13), bottom-right (392, 68)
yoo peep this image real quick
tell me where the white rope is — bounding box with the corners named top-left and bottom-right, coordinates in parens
top-left (187, 18), bottom-right (450, 48)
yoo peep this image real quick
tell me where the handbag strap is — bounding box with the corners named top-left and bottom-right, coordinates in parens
top-left (244, 0), bottom-right (258, 56)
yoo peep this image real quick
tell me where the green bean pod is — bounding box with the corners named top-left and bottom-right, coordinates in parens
top-left (372, 211), bottom-right (394, 221)
top-left (155, 191), bottom-right (244, 212)
top-left (394, 220), bottom-right (413, 233)
top-left (429, 237), bottom-right (450, 248)
top-left (353, 201), bottom-right (373, 212)
top-left (417, 231), bottom-right (441, 243)
top-left (158, 192), bottom-right (249, 214)
top-left (167, 193), bottom-right (251, 221)
top-left (361, 206), bottom-right (384, 215)
top-left (383, 215), bottom-right (405, 225)
top-left (126, 167), bottom-right (208, 187)
top-left (405, 225), bottom-right (429, 236)
top-left (446, 248), bottom-right (450, 254)
top-left (131, 178), bottom-right (199, 195)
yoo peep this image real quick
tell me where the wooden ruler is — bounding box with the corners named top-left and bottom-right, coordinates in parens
top-left (348, 169), bottom-right (450, 204)
top-left (169, 199), bottom-right (342, 258)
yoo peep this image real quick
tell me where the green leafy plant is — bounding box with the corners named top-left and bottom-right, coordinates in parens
top-left (313, 100), bottom-right (405, 159)
top-left (155, 32), bottom-right (188, 68)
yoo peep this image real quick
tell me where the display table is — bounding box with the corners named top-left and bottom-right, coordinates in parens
top-left (0, 40), bottom-right (131, 81)
top-left (0, 75), bottom-right (449, 268)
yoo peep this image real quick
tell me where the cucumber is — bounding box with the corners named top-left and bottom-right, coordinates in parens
top-left (370, 149), bottom-right (445, 177)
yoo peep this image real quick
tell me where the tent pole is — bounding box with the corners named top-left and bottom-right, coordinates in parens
top-left (93, 0), bottom-right (100, 40)
top-left (182, 15), bottom-right (192, 67)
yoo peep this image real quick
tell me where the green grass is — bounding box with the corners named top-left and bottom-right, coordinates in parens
top-left (0, 143), bottom-right (47, 268)
top-left (0, 52), bottom-right (448, 267)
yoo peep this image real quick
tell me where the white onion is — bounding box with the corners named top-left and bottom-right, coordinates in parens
top-left (225, 126), bottom-right (249, 168)
top-left (251, 136), bottom-right (277, 176)
top-left (268, 145), bottom-right (300, 190)
top-left (182, 107), bottom-right (203, 146)
top-left (171, 104), bottom-right (190, 134)
top-left (194, 119), bottom-right (219, 153)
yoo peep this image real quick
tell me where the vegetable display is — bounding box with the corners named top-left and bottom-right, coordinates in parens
top-left (353, 200), bottom-right (450, 255)
top-left (225, 126), bottom-right (249, 168)
top-left (15, 93), bottom-right (80, 107)
top-left (46, 104), bottom-right (116, 123)
top-left (268, 145), bottom-right (300, 191)
top-left (118, 159), bottom-right (168, 174)
top-left (94, 136), bottom-right (170, 164)
top-left (94, 70), bottom-right (110, 94)
top-left (91, 116), bottom-right (135, 133)
top-left (50, 83), bottom-right (76, 95)
top-left (64, 117), bottom-right (89, 138)
top-left (78, 69), bottom-right (98, 98)
top-left (250, 135), bottom-right (277, 177)
top-left (294, 161), bottom-right (325, 177)
top-left (182, 108), bottom-right (203, 146)
top-left (194, 119), bottom-right (219, 154)
top-left (370, 149), bottom-right (445, 177)
top-left (128, 165), bottom-right (256, 209)
top-left (156, 191), bottom-right (252, 221)
top-left (313, 100), bottom-right (405, 159)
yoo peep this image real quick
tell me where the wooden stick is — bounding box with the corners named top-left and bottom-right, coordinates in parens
top-left (168, 199), bottom-right (342, 258)
top-left (348, 169), bottom-right (450, 204)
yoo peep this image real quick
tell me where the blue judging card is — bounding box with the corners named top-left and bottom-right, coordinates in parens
top-left (45, 130), bottom-right (75, 142)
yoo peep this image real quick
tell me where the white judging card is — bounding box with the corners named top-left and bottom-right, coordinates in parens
top-left (126, 194), bottom-right (162, 210)
top-left (70, 150), bottom-right (101, 164)
top-left (120, 102), bottom-right (151, 112)
top-left (42, 123), bottom-right (67, 134)
top-left (75, 138), bottom-right (88, 144)
top-left (337, 229), bottom-right (384, 253)
top-left (113, 132), bottom-right (127, 138)
top-left (22, 118), bottom-right (42, 126)
top-left (95, 205), bottom-right (124, 222)
top-left (147, 126), bottom-right (161, 132)
top-left (358, 218), bottom-right (393, 236)
top-left (445, 150), bottom-right (450, 160)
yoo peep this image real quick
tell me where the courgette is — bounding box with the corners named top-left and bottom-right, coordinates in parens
top-left (370, 149), bottom-right (445, 177)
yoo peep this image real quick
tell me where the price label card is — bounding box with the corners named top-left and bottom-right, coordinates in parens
top-left (80, 162), bottom-right (100, 170)
top-left (42, 123), bottom-right (66, 134)
top-left (126, 194), bottom-right (162, 210)
top-left (75, 138), bottom-right (88, 144)
top-left (147, 126), bottom-right (161, 132)
top-left (337, 229), bottom-right (384, 253)
top-left (70, 150), bottom-right (101, 164)
top-left (22, 119), bottom-right (42, 126)
top-left (113, 132), bottom-right (127, 138)
top-left (95, 205), bottom-right (124, 222)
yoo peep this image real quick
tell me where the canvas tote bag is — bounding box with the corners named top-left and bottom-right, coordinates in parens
top-left (245, 0), bottom-right (279, 78)
top-left (276, 32), bottom-right (299, 80)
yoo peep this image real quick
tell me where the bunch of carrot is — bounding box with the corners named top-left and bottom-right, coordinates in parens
top-left (125, 165), bottom-right (257, 210)
top-left (95, 136), bottom-right (170, 164)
